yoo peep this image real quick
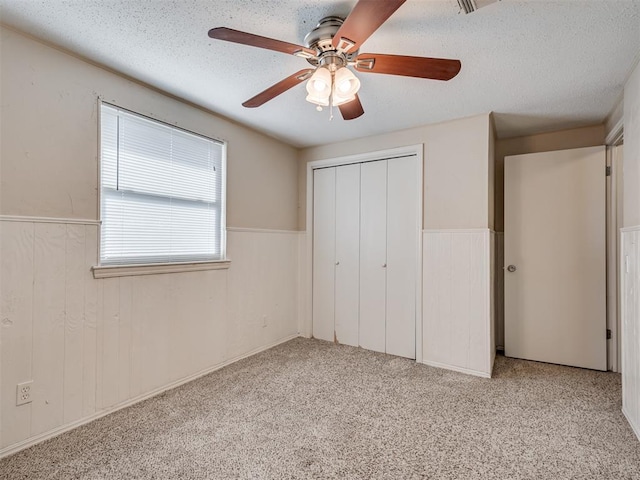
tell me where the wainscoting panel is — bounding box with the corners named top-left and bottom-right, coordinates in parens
top-left (490, 231), bottom-right (496, 368)
top-left (31, 223), bottom-right (66, 437)
top-left (621, 226), bottom-right (640, 441)
top-left (422, 229), bottom-right (493, 377)
top-left (0, 219), bottom-right (300, 454)
top-left (226, 228), bottom-right (299, 360)
top-left (297, 232), bottom-right (309, 338)
top-left (1, 221), bottom-right (36, 448)
top-left (495, 232), bottom-right (504, 350)
top-left (63, 224), bottom-right (89, 425)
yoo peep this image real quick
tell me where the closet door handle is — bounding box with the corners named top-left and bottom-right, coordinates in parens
top-left (382, 263), bottom-right (387, 268)
top-left (335, 261), bottom-right (340, 266)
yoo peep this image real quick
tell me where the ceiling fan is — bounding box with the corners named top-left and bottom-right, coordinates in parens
top-left (208, 0), bottom-right (461, 120)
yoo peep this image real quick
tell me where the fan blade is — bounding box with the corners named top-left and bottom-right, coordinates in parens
top-left (242, 69), bottom-right (314, 108)
top-left (339, 95), bottom-right (365, 120)
top-left (355, 53), bottom-right (461, 80)
top-left (208, 27), bottom-right (316, 58)
top-left (332, 0), bottom-right (406, 53)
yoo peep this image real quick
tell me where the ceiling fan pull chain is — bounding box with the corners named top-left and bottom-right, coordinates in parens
top-left (329, 71), bottom-right (335, 121)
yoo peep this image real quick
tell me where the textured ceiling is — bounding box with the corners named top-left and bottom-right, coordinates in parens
top-left (1, 0), bottom-right (639, 147)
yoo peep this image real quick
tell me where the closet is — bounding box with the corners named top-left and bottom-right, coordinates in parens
top-left (312, 155), bottom-right (420, 359)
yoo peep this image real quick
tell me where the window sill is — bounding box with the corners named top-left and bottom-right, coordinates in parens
top-left (92, 260), bottom-right (231, 279)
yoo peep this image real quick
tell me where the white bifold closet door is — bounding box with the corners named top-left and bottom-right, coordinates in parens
top-left (359, 161), bottom-right (388, 353)
top-left (312, 155), bottom-right (419, 359)
top-left (385, 157), bottom-right (419, 358)
top-left (312, 167), bottom-right (336, 343)
top-left (334, 164), bottom-right (361, 346)
top-left (313, 164), bottom-right (361, 346)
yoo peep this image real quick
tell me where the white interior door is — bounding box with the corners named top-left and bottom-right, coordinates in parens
top-left (312, 167), bottom-right (335, 342)
top-left (334, 164), bottom-right (360, 346)
top-left (386, 156), bottom-right (419, 359)
top-left (359, 160), bottom-right (387, 353)
top-left (504, 146), bottom-right (606, 370)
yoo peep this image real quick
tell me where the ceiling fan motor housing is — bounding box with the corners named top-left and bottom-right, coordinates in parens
top-left (303, 16), bottom-right (358, 67)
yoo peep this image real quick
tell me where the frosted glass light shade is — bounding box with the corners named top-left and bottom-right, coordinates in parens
top-left (305, 67), bottom-right (332, 106)
top-left (306, 92), bottom-right (330, 106)
top-left (334, 67), bottom-right (361, 97)
top-left (332, 92), bottom-right (356, 106)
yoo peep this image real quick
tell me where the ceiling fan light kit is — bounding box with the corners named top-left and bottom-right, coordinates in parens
top-left (305, 64), bottom-right (360, 113)
top-left (208, 0), bottom-right (461, 121)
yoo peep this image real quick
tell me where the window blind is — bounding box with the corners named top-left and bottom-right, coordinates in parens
top-left (100, 104), bottom-right (225, 265)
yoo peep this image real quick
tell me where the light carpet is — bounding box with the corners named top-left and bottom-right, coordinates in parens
top-left (1, 338), bottom-right (639, 479)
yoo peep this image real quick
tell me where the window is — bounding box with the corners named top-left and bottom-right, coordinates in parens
top-left (99, 103), bottom-right (225, 266)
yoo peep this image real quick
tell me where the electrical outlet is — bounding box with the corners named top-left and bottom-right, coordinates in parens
top-left (16, 381), bottom-right (33, 406)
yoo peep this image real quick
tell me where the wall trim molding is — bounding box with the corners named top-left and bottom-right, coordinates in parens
top-left (0, 333), bottom-right (301, 459)
top-left (227, 227), bottom-right (303, 235)
top-left (92, 260), bottom-right (231, 278)
top-left (423, 228), bottom-right (491, 234)
top-left (0, 215), bottom-right (100, 225)
top-left (306, 144), bottom-right (423, 170)
top-left (422, 360), bottom-right (492, 379)
top-left (0, 222), bottom-right (305, 231)
top-left (623, 408), bottom-right (640, 442)
top-left (621, 225), bottom-right (640, 233)
top-left (605, 117), bottom-right (624, 146)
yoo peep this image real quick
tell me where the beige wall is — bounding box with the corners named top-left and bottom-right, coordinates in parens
top-left (494, 124), bottom-right (605, 232)
top-left (624, 62), bottom-right (640, 228)
top-left (298, 113), bottom-right (492, 231)
top-left (621, 58), bottom-right (640, 441)
top-left (0, 27), bottom-right (299, 231)
top-left (0, 26), bottom-right (302, 455)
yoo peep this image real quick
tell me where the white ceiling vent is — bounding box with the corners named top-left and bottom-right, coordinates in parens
top-left (457, 0), bottom-right (500, 14)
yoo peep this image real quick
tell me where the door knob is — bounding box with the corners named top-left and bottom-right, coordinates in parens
top-left (507, 265), bottom-right (517, 272)
top-left (382, 263), bottom-right (387, 268)
top-left (335, 261), bottom-right (340, 266)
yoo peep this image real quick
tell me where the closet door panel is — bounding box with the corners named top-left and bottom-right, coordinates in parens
top-left (386, 156), bottom-right (419, 359)
top-left (335, 164), bottom-right (361, 346)
top-left (312, 167), bottom-right (336, 342)
top-left (359, 160), bottom-right (387, 353)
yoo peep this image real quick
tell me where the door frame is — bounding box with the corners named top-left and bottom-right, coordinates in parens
top-left (304, 144), bottom-right (424, 361)
top-left (606, 120), bottom-right (624, 372)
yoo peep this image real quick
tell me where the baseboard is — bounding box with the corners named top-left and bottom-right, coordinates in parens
top-left (490, 349), bottom-right (496, 376)
top-left (0, 333), bottom-right (301, 459)
top-left (623, 407), bottom-right (640, 442)
top-left (422, 359), bottom-right (492, 378)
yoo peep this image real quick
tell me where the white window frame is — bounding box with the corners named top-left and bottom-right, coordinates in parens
top-left (92, 101), bottom-right (229, 278)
